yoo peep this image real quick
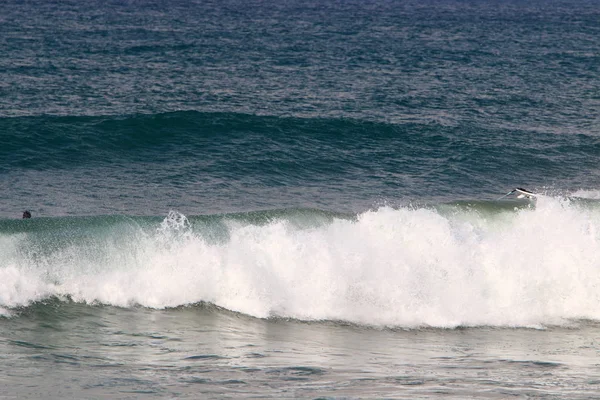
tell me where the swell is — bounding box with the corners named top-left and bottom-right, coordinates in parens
top-left (2, 110), bottom-right (599, 168)
top-left (0, 111), bottom-right (402, 168)
top-left (2, 111), bottom-right (600, 201)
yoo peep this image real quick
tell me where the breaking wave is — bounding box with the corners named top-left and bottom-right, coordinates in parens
top-left (2, 195), bottom-right (600, 328)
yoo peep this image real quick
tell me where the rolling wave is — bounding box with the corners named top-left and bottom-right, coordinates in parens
top-left (2, 195), bottom-right (600, 328)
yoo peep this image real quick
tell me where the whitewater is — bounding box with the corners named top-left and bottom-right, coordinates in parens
top-left (4, 194), bottom-right (600, 328)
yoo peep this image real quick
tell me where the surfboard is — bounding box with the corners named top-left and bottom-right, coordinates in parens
top-left (514, 187), bottom-right (536, 198)
top-left (497, 187), bottom-right (536, 200)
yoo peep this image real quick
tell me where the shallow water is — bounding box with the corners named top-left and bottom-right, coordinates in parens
top-left (2, 302), bottom-right (600, 399)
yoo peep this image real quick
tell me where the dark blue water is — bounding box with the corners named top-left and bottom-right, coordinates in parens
top-left (2, 0), bottom-right (600, 217)
top-left (2, 0), bottom-right (600, 398)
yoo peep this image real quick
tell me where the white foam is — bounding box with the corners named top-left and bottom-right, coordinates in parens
top-left (571, 189), bottom-right (600, 199)
top-left (2, 201), bottom-right (600, 328)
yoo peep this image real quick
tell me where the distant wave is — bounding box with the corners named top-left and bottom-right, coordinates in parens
top-left (2, 195), bottom-right (600, 328)
top-left (3, 110), bottom-right (599, 204)
top-left (0, 111), bottom-right (409, 170)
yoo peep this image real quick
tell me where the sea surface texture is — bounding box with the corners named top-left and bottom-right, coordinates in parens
top-left (1, 0), bottom-right (600, 398)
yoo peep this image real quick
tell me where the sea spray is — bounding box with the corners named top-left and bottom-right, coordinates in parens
top-left (1, 198), bottom-right (600, 327)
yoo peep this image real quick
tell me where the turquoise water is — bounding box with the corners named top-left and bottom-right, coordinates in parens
top-left (2, 0), bottom-right (600, 398)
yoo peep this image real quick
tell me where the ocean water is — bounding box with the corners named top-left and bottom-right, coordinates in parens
top-left (1, 0), bottom-right (600, 398)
